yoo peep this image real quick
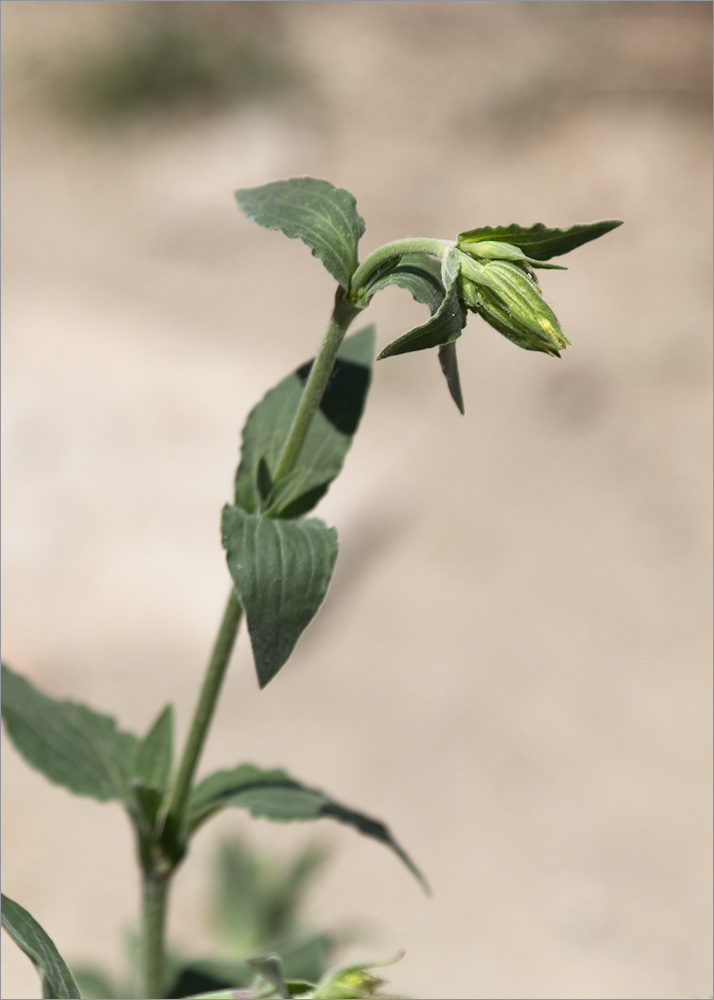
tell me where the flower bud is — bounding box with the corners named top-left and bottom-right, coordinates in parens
top-left (457, 254), bottom-right (569, 357)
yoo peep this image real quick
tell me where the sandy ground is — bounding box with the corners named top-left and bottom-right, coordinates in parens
top-left (1, 3), bottom-right (712, 999)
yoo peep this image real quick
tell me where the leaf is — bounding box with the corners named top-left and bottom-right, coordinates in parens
top-left (72, 965), bottom-right (119, 1000)
top-left (188, 765), bottom-right (429, 893)
top-left (1, 662), bottom-right (138, 803)
top-left (457, 219), bottom-right (623, 260)
top-left (438, 342), bottom-right (464, 414)
top-left (235, 178), bottom-right (365, 290)
top-left (221, 508), bottom-right (338, 688)
top-left (361, 253), bottom-right (444, 312)
top-left (1, 894), bottom-right (81, 999)
top-left (377, 251), bottom-right (466, 359)
top-left (361, 254), bottom-right (465, 412)
top-left (133, 703), bottom-right (173, 792)
top-left (130, 782), bottom-right (164, 835)
top-left (246, 956), bottom-right (290, 1000)
top-left (234, 326), bottom-right (375, 520)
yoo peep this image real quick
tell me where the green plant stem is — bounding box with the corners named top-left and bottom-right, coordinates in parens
top-left (167, 290), bottom-right (362, 839)
top-left (162, 587), bottom-right (243, 855)
top-left (150, 287), bottom-right (363, 994)
top-left (272, 289), bottom-right (361, 484)
top-left (349, 237), bottom-right (453, 303)
top-left (141, 869), bottom-right (170, 1000)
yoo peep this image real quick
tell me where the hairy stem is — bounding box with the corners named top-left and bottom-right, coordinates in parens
top-left (141, 869), bottom-right (170, 1000)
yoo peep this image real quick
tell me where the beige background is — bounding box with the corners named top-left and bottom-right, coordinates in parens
top-left (1, 3), bottom-right (712, 998)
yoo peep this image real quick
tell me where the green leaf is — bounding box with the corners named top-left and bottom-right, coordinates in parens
top-left (246, 956), bottom-right (290, 1000)
top-left (360, 254), bottom-right (465, 412)
top-left (235, 178), bottom-right (365, 290)
top-left (133, 703), bottom-right (173, 792)
top-left (130, 782), bottom-right (164, 835)
top-left (234, 326), bottom-right (375, 520)
top-left (457, 219), bottom-right (623, 260)
top-left (221, 508), bottom-right (338, 688)
top-left (1, 894), bottom-right (81, 999)
top-left (361, 253), bottom-right (444, 312)
top-left (188, 765), bottom-right (429, 893)
top-left (211, 837), bottom-right (330, 962)
top-left (377, 250), bottom-right (466, 359)
top-left (72, 965), bottom-right (119, 1000)
top-left (1, 662), bottom-right (138, 803)
top-left (438, 342), bottom-right (464, 414)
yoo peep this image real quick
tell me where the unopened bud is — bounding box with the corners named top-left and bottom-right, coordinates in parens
top-left (457, 254), bottom-right (569, 357)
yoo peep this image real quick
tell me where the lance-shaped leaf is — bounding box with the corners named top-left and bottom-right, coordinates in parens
top-left (438, 341), bottom-right (464, 415)
top-left (360, 254), bottom-right (465, 412)
top-left (221, 508), bottom-right (338, 688)
top-left (234, 326), bottom-right (375, 519)
top-left (1, 894), bottom-right (81, 1000)
top-left (377, 250), bottom-right (466, 359)
top-left (127, 704), bottom-right (174, 837)
top-left (235, 178), bottom-right (365, 290)
top-left (188, 765), bottom-right (429, 893)
top-left (132, 703), bottom-right (173, 792)
top-left (1, 662), bottom-right (138, 803)
top-left (457, 219), bottom-right (623, 260)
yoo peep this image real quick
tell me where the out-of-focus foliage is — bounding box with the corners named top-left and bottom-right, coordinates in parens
top-left (74, 835), bottom-right (338, 999)
top-left (43, 3), bottom-right (310, 123)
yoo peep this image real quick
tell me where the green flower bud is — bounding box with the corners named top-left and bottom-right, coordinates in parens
top-left (309, 954), bottom-right (404, 1000)
top-left (311, 968), bottom-right (384, 999)
top-left (457, 254), bottom-right (569, 357)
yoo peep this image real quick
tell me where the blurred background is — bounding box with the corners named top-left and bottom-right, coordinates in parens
top-left (1, 2), bottom-right (711, 998)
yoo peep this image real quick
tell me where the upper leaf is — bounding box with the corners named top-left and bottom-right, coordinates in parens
top-left (221, 508), bottom-right (338, 688)
top-left (377, 250), bottom-right (466, 359)
top-left (188, 765), bottom-right (428, 893)
top-left (234, 326), bottom-right (375, 520)
top-left (235, 178), bottom-right (365, 290)
top-left (1, 894), bottom-right (81, 999)
top-left (1, 662), bottom-right (138, 803)
top-left (457, 219), bottom-right (623, 260)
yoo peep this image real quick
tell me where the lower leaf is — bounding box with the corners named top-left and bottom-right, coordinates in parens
top-left (188, 766), bottom-right (429, 894)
